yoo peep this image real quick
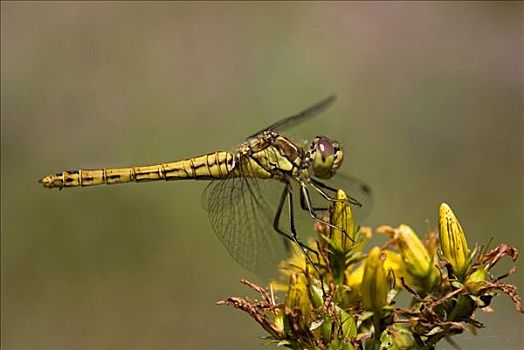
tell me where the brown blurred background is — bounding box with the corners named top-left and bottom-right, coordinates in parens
top-left (1, 2), bottom-right (522, 349)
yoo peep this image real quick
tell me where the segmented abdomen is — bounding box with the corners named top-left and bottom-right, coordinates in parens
top-left (39, 151), bottom-right (235, 189)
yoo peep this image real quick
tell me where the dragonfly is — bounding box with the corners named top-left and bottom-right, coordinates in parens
top-left (39, 96), bottom-right (371, 276)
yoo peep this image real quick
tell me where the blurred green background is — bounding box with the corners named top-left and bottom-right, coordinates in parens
top-left (1, 2), bottom-right (522, 349)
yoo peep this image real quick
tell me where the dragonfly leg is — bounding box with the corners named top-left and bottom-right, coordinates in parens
top-left (300, 183), bottom-right (354, 242)
top-left (309, 178), bottom-right (337, 201)
top-left (310, 178), bottom-right (362, 207)
top-left (272, 184), bottom-right (294, 250)
top-left (273, 183), bottom-right (322, 271)
top-left (273, 184), bottom-right (314, 253)
top-left (299, 190), bottom-right (329, 212)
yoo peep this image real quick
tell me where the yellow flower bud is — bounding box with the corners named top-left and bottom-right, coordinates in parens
top-left (397, 225), bottom-right (438, 287)
top-left (284, 273), bottom-right (312, 324)
top-left (361, 247), bottom-right (388, 311)
top-left (329, 189), bottom-right (355, 252)
top-left (438, 203), bottom-right (471, 278)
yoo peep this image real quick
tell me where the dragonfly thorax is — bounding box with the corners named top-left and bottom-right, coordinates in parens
top-left (307, 136), bottom-right (344, 180)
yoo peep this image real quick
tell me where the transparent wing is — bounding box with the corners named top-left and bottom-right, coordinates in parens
top-left (246, 95), bottom-right (337, 139)
top-left (202, 159), bottom-right (289, 277)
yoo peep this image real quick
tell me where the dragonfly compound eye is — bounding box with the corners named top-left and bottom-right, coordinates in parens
top-left (311, 136), bottom-right (344, 179)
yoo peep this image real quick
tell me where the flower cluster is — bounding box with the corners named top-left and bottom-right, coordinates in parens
top-left (218, 190), bottom-right (523, 350)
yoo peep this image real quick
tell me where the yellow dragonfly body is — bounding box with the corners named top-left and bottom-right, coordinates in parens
top-left (39, 131), bottom-right (312, 188)
top-left (40, 96), bottom-right (370, 275)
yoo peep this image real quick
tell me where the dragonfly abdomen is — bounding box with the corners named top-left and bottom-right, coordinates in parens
top-left (39, 151), bottom-right (236, 189)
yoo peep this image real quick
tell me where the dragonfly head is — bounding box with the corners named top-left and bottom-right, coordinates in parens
top-left (309, 136), bottom-right (344, 179)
